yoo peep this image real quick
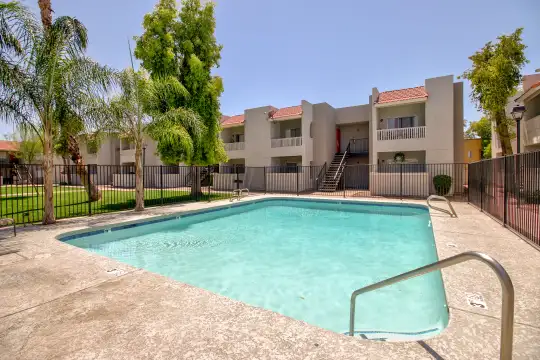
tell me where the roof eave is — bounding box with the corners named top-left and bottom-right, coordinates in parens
top-left (221, 122), bottom-right (245, 128)
top-left (515, 86), bottom-right (540, 103)
top-left (374, 97), bottom-right (428, 108)
top-left (269, 114), bottom-right (303, 122)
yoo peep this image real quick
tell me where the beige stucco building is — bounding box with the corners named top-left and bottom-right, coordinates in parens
top-left (221, 75), bottom-right (464, 169)
top-left (492, 73), bottom-right (540, 157)
top-left (52, 75), bottom-right (464, 194)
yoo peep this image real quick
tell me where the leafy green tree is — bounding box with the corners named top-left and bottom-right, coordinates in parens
top-left (465, 117), bottom-right (493, 158)
top-left (465, 117), bottom-right (492, 140)
top-left (15, 127), bottom-right (43, 164)
top-left (135, 0), bottom-right (226, 166)
top-left (483, 142), bottom-right (492, 159)
top-left (0, 1), bottom-right (115, 224)
top-left (461, 28), bottom-right (528, 156)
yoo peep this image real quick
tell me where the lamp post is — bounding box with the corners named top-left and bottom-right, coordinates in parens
top-left (511, 106), bottom-right (526, 210)
top-left (511, 105), bottom-right (526, 154)
top-left (142, 143), bottom-right (147, 167)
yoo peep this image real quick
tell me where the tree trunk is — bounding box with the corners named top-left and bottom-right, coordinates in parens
top-left (494, 111), bottom-right (513, 156)
top-left (42, 127), bottom-right (55, 224)
top-left (67, 135), bottom-right (101, 201)
top-left (37, 0), bottom-right (53, 29)
top-left (190, 166), bottom-right (202, 199)
top-left (134, 143), bottom-right (144, 211)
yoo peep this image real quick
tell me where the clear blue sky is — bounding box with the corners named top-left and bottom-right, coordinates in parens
top-left (2, 0), bottom-right (539, 136)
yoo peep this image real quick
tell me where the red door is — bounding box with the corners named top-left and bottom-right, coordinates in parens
top-left (336, 128), bottom-right (341, 153)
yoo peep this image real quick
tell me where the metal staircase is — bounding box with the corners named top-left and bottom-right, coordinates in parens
top-left (319, 143), bottom-right (350, 192)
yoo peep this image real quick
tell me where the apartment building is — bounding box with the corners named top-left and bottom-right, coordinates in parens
top-left (492, 73), bottom-right (540, 156)
top-left (219, 75), bottom-right (463, 193)
top-left (46, 74), bottom-right (463, 193)
top-left (222, 75), bottom-right (463, 167)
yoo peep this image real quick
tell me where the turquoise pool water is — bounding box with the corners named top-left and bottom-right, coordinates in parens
top-left (63, 199), bottom-right (448, 341)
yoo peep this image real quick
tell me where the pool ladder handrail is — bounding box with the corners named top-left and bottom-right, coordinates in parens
top-left (427, 195), bottom-right (457, 217)
top-left (349, 251), bottom-right (515, 360)
top-left (231, 188), bottom-right (249, 201)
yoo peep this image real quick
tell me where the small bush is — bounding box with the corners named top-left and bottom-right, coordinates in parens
top-left (433, 174), bottom-right (452, 196)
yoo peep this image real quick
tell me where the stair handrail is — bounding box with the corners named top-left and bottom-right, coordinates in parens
top-left (349, 251), bottom-right (514, 360)
top-left (316, 162), bottom-right (327, 190)
top-left (333, 142), bottom-right (350, 180)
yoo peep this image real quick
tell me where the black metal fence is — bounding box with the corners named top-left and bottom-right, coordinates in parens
top-left (469, 151), bottom-right (540, 249)
top-left (0, 162), bottom-right (470, 225)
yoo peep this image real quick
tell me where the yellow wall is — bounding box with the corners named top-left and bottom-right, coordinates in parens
top-left (464, 139), bottom-right (482, 163)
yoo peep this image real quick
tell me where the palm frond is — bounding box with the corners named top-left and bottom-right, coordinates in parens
top-left (145, 75), bottom-right (190, 114)
top-left (0, 1), bottom-right (39, 57)
top-left (146, 107), bottom-right (206, 164)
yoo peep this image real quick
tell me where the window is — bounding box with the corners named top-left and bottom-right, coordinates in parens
top-left (384, 116), bottom-right (417, 129)
top-left (231, 134), bottom-right (244, 143)
top-left (285, 128), bottom-right (301, 138)
top-left (468, 150), bottom-right (472, 158)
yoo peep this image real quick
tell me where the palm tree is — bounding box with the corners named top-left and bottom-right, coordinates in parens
top-left (108, 68), bottom-right (149, 211)
top-left (37, 0), bottom-right (52, 29)
top-left (109, 68), bottom-right (205, 210)
top-left (0, 1), bottom-right (115, 224)
top-left (144, 76), bottom-right (207, 196)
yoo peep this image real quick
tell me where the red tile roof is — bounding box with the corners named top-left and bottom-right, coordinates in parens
top-left (270, 105), bottom-right (302, 119)
top-left (221, 114), bottom-right (245, 126)
top-left (376, 86), bottom-right (428, 104)
top-left (530, 81), bottom-right (540, 90)
top-left (0, 140), bottom-right (19, 152)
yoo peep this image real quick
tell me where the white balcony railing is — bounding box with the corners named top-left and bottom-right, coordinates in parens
top-left (377, 126), bottom-right (426, 141)
top-left (271, 136), bottom-right (302, 148)
top-left (224, 142), bottom-right (245, 151)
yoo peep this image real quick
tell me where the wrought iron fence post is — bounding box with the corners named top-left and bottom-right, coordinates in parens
top-left (87, 165), bottom-right (92, 216)
top-left (480, 160), bottom-right (484, 211)
top-left (343, 166), bottom-right (346, 198)
top-left (400, 163), bottom-right (403, 200)
top-left (467, 163), bottom-right (471, 203)
top-left (160, 165), bottom-right (163, 206)
top-left (264, 166), bottom-right (267, 194)
top-left (296, 166), bottom-right (299, 196)
top-left (208, 165), bottom-right (211, 202)
top-left (236, 166), bottom-right (239, 190)
top-left (503, 157), bottom-right (508, 226)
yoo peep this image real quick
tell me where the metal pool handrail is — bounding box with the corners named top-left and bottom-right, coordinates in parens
top-left (231, 188), bottom-right (249, 201)
top-left (427, 195), bottom-right (457, 217)
top-left (349, 251), bottom-right (515, 360)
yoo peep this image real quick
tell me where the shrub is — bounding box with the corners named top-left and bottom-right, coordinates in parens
top-left (433, 174), bottom-right (452, 196)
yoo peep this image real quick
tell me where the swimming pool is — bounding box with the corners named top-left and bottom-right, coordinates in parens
top-left (60, 198), bottom-right (448, 341)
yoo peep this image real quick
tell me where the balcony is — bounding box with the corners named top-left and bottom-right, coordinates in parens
top-left (525, 114), bottom-right (540, 145)
top-left (271, 137), bottom-right (302, 148)
top-left (377, 126), bottom-right (426, 141)
top-left (224, 142), bottom-right (245, 151)
top-left (348, 138), bottom-right (369, 154)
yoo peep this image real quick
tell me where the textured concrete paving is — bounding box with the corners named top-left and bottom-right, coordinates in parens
top-left (0, 196), bottom-right (539, 359)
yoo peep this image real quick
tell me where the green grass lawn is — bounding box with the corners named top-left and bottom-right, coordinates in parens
top-left (1, 187), bottom-right (231, 224)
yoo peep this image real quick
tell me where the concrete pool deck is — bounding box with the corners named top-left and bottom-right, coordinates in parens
top-left (0, 195), bottom-right (539, 359)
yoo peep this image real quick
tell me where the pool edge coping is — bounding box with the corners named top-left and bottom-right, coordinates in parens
top-left (56, 196), bottom-right (430, 242)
